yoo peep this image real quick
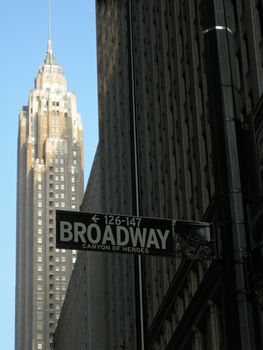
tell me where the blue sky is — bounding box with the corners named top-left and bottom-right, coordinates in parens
top-left (0, 1), bottom-right (98, 349)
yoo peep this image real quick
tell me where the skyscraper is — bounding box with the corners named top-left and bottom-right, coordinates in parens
top-left (15, 38), bottom-right (84, 350)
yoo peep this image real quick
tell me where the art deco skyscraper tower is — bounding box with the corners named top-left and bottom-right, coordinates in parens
top-left (15, 38), bottom-right (84, 350)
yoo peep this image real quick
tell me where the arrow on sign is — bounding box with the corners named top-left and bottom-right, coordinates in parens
top-left (92, 215), bottom-right (100, 223)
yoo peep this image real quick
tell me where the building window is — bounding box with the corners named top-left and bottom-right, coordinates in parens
top-left (38, 219), bottom-right (42, 226)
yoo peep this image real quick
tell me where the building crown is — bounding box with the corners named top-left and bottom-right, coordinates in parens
top-left (44, 39), bottom-right (57, 65)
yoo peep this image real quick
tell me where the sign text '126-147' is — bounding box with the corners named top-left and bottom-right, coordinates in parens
top-left (56, 211), bottom-right (175, 256)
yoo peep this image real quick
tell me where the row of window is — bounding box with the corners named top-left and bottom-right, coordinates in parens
top-left (45, 67), bottom-right (59, 74)
top-left (51, 127), bottom-right (61, 134)
top-left (38, 201), bottom-right (76, 212)
top-left (50, 158), bottom-right (64, 164)
top-left (50, 192), bottom-right (65, 199)
top-left (37, 255), bottom-right (67, 263)
top-left (50, 166), bottom-right (64, 173)
top-left (50, 183), bottom-right (65, 190)
top-left (49, 175), bottom-right (64, 181)
top-left (36, 284), bottom-right (67, 296)
top-left (48, 284), bottom-right (67, 291)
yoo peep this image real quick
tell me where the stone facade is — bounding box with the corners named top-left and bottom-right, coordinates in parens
top-left (15, 40), bottom-right (84, 350)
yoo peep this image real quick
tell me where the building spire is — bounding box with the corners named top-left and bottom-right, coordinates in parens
top-left (48, 0), bottom-right (51, 41)
top-left (45, 0), bottom-right (56, 64)
top-left (47, 0), bottom-right (52, 53)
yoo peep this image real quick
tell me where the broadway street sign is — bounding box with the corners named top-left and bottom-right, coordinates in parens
top-left (56, 210), bottom-right (214, 258)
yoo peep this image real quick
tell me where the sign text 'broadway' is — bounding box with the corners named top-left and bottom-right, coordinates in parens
top-left (56, 210), bottom-right (174, 256)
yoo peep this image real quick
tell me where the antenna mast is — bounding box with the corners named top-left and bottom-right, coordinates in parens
top-left (48, 0), bottom-right (51, 40)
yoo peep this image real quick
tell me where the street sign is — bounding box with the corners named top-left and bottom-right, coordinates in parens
top-left (56, 210), bottom-right (213, 258)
